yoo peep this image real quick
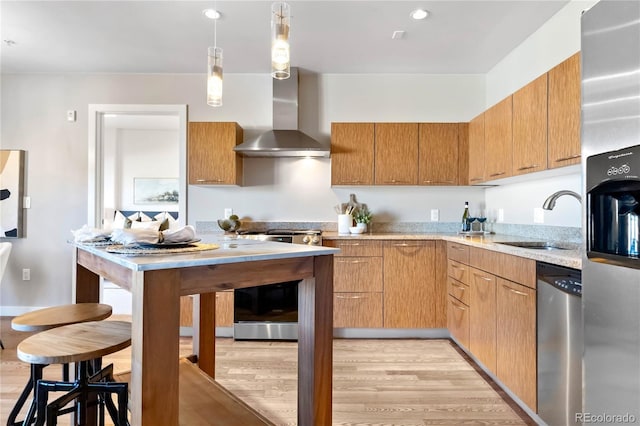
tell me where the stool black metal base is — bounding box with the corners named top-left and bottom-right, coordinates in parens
top-left (34, 361), bottom-right (128, 426)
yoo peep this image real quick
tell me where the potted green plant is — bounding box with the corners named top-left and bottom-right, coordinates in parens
top-left (353, 207), bottom-right (372, 232)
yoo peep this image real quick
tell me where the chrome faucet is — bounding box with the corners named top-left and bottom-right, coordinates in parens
top-left (542, 190), bottom-right (582, 210)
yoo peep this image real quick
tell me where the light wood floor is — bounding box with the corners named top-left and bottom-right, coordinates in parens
top-left (0, 316), bottom-right (535, 425)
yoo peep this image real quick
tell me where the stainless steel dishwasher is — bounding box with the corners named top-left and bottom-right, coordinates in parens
top-left (537, 262), bottom-right (583, 426)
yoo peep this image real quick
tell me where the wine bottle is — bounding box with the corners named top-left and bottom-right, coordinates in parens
top-left (461, 201), bottom-right (470, 232)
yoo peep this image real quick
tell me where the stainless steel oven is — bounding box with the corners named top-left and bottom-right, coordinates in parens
top-left (233, 229), bottom-right (322, 340)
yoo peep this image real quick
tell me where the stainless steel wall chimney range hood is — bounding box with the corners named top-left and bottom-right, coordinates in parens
top-left (234, 68), bottom-right (329, 158)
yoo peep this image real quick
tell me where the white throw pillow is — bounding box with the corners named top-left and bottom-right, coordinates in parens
top-left (130, 220), bottom-right (162, 231)
top-left (154, 212), bottom-right (179, 230)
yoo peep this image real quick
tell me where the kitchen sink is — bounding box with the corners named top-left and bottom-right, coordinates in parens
top-left (496, 241), bottom-right (574, 250)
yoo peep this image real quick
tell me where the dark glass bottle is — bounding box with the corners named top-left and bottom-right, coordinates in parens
top-left (461, 201), bottom-right (470, 232)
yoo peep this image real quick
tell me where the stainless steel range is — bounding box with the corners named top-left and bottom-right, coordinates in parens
top-left (233, 229), bottom-right (322, 340)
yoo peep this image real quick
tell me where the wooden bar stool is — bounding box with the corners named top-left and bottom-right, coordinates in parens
top-left (17, 320), bottom-right (131, 426)
top-left (7, 303), bottom-right (112, 426)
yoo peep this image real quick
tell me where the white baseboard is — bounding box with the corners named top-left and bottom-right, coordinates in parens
top-left (0, 306), bottom-right (49, 317)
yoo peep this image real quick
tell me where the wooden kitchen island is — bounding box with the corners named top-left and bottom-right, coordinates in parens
top-left (74, 238), bottom-right (338, 426)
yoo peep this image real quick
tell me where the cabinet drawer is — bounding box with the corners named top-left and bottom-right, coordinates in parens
top-left (447, 259), bottom-right (469, 284)
top-left (324, 240), bottom-right (383, 257)
top-left (334, 292), bottom-right (383, 328)
top-left (447, 242), bottom-right (470, 264)
top-left (447, 294), bottom-right (469, 349)
top-left (334, 257), bottom-right (383, 292)
top-left (447, 276), bottom-right (470, 305)
top-left (469, 247), bottom-right (536, 289)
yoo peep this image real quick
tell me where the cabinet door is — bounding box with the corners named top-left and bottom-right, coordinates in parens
top-left (331, 123), bottom-right (375, 185)
top-left (334, 292), bottom-right (383, 328)
top-left (216, 291), bottom-right (234, 327)
top-left (497, 278), bottom-right (536, 411)
top-left (468, 113), bottom-right (485, 184)
top-left (513, 74), bottom-right (548, 176)
top-left (548, 53), bottom-right (581, 168)
top-left (484, 96), bottom-right (513, 180)
top-left (469, 266), bottom-right (497, 374)
top-left (418, 123), bottom-right (459, 185)
top-left (188, 122), bottom-right (243, 185)
top-left (374, 123), bottom-right (419, 185)
top-left (458, 123), bottom-right (470, 185)
top-left (447, 294), bottom-right (470, 349)
top-left (383, 241), bottom-right (436, 328)
top-left (334, 257), bottom-right (383, 292)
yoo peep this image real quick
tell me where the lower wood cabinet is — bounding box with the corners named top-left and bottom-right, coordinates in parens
top-left (468, 266), bottom-right (497, 374)
top-left (383, 241), bottom-right (438, 328)
top-left (178, 291), bottom-right (234, 328)
top-left (497, 278), bottom-right (537, 410)
top-left (334, 292), bottom-right (383, 328)
top-left (447, 294), bottom-right (470, 348)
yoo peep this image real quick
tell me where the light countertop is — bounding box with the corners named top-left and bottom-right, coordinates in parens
top-left (76, 236), bottom-right (340, 272)
top-left (322, 231), bottom-right (582, 270)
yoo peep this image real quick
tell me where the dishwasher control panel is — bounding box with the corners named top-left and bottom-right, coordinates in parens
top-left (553, 278), bottom-right (582, 295)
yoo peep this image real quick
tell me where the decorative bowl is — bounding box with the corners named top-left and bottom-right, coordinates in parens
top-left (349, 226), bottom-right (365, 234)
top-left (217, 218), bottom-right (241, 232)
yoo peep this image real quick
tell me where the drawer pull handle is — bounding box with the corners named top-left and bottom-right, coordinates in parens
top-left (503, 285), bottom-right (528, 296)
top-left (450, 245), bottom-right (466, 251)
top-left (196, 178), bottom-right (224, 183)
top-left (450, 264), bottom-right (465, 270)
top-left (452, 302), bottom-right (467, 311)
top-left (336, 295), bottom-right (366, 299)
top-left (517, 164), bottom-right (539, 171)
top-left (423, 180), bottom-right (455, 184)
top-left (340, 243), bottom-right (362, 247)
top-left (489, 171), bottom-right (506, 177)
top-left (473, 273), bottom-right (492, 282)
top-left (452, 284), bottom-right (466, 292)
top-left (384, 179), bottom-right (410, 184)
top-left (337, 259), bottom-right (368, 264)
top-left (340, 180), bottom-right (362, 184)
top-left (555, 154), bottom-right (581, 162)
top-left (470, 177), bottom-right (484, 182)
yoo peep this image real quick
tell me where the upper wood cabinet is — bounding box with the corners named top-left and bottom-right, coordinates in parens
top-left (383, 241), bottom-right (438, 328)
top-left (484, 96), bottom-right (513, 180)
top-left (458, 123), bottom-right (470, 186)
top-left (468, 113), bottom-right (485, 184)
top-left (331, 122), bottom-right (375, 185)
top-left (548, 52), bottom-right (581, 168)
top-left (418, 123), bottom-right (459, 185)
top-left (188, 122), bottom-right (243, 185)
top-left (375, 123), bottom-right (419, 185)
top-left (513, 73), bottom-right (548, 176)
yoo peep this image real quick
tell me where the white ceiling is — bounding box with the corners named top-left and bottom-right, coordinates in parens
top-left (1, 1), bottom-right (570, 75)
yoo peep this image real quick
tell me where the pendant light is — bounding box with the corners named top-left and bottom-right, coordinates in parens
top-left (271, 2), bottom-right (291, 80)
top-left (205, 8), bottom-right (223, 107)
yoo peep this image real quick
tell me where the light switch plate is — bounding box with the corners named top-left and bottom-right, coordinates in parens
top-left (67, 110), bottom-right (76, 122)
top-left (430, 209), bottom-right (439, 222)
top-left (23, 196), bottom-right (31, 209)
top-left (224, 208), bottom-right (233, 219)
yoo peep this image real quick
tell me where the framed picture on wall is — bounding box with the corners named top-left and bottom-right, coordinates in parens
top-left (0, 150), bottom-right (26, 238)
top-left (133, 177), bottom-right (179, 204)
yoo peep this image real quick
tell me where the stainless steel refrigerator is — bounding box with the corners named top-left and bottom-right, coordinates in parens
top-left (582, 1), bottom-right (640, 424)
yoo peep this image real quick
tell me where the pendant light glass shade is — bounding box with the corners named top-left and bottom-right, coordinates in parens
top-left (271, 2), bottom-right (291, 80)
top-left (207, 46), bottom-right (223, 107)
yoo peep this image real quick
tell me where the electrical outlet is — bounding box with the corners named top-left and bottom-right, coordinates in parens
top-left (22, 269), bottom-right (30, 281)
top-left (534, 207), bottom-right (545, 224)
top-left (430, 209), bottom-right (439, 222)
top-left (224, 208), bottom-right (233, 219)
top-left (67, 110), bottom-right (76, 122)
top-left (497, 208), bottom-right (505, 223)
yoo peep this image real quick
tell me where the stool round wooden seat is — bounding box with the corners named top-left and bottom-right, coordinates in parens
top-left (18, 320), bottom-right (131, 365)
top-left (12, 302), bottom-right (112, 332)
top-left (18, 321), bottom-right (132, 426)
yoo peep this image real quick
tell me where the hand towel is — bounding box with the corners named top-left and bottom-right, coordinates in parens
top-left (161, 225), bottom-right (196, 243)
top-left (72, 225), bottom-right (111, 243)
top-left (110, 228), bottom-right (160, 245)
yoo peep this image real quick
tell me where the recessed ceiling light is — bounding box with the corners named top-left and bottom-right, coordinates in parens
top-left (410, 9), bottom-right (429, 20)
top-left (202, 9), bottom-right (221, 20)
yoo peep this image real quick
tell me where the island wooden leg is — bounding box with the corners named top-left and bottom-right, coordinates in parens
top-left (130, 269), bottom-right (180, 426)
top-left (75, 261), bottom-right (100, 303)
top-left (298, 254), bottom-right (333, 426)
top-left (198, 291), bottom-right (216, 378)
